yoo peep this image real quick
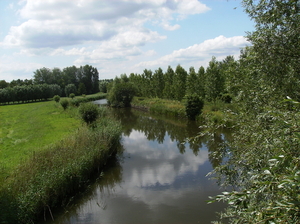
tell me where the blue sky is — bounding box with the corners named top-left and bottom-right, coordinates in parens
top-left (0, 0), bottom-right (254, 82)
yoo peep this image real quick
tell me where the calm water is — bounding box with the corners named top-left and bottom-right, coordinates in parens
top-left (46, 107), bottom-right (228, 224)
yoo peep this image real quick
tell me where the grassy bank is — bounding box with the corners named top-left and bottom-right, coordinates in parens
top-left (0, 95), bottom-right (122, 223)
top-left (0, 101), bottom-right (81, 181)
top-left (131, 97), bottom-right (186, 117)
top-left (131, 96), bottom-right (236, 127)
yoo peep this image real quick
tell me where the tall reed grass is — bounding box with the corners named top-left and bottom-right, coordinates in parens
top-left (0, 109), bottom-right (122, 223)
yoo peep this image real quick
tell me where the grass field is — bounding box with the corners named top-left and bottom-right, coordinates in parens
top-left (0, 100), bottom-right (81, 181)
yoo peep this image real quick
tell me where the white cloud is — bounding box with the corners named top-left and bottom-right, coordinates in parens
top-left (135, 35), bottom-right (250, 69)
top-left (3, 0), bottom-right (209, 50)
top-left (0, 55), bottom-right (43, 81)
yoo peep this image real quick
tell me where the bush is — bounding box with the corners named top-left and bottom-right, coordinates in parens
top-left (53, 95), bottom-right (60, 103)
top-left (185, 95), bottom-right (204, 120)
top-left (69, 93), bottom-right (75, 99)
top-left (79, 103), bottom-right (100, 125)
top-left (107, 82), bottom-right (136, 107)
top-left (221, 93), bottom-right (233, 103)
top-left (60, 99), bottom-right (69, 110)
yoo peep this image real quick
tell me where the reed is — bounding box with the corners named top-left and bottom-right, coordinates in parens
top-left (0, 115), bottom-right (122, 223)
top-left (0, 96), bottom-right (122, 223)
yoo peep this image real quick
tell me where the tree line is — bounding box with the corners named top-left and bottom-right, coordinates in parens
top-left (107, 55), bottom-right (237, 105)
top-left (0, 64), bottom-right (100, 104)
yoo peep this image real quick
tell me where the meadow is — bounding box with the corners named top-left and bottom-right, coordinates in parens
top-left (0, 96), bottom-right (122, 223)
top-left (0, 100), bottom-right (80, 181)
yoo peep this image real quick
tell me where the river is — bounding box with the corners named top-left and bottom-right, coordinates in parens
top-left (45, 105), bottom-right (228, 224)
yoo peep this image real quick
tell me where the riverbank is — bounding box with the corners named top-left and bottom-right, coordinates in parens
top-left (0, 94), bottom-right (122, 223)
top-left (131, 96), bottom-right (236, 128)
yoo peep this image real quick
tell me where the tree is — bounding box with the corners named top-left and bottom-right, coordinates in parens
top-left (163, 66), bottom-right (175, 100)
top-left (33, 67), bottom-right (53, 84)
top-left (152, 68), bottom-right (164, 98)
top-left (205, 57), bottom-right (225, 102)
top-left (78, 103), bottom-right (99, 125)
top-left (77, 82), bottom-right (86, 95)
top-left (65, 84), bottom-right (77, 97)
top-left (185, 94), bottom-right (204, 120)
top-left (79, 65), bottom-right (100, 94)
top-left (173, 65), bottom-right (187, 101)
top-left (242, 0), bottom-right (300, 99)
top-left (53, 95), bottom-right (60, 103)
top-left (0, 80), bottom-right (9, 89)
top-left (208, 1), bottom-right (300, 223)
top-left (107, 81), bottom-right (136, 107)
top-left (60, 99), bottom-right (69, 110)
top-left (186, 67), bottom-right (198, 96)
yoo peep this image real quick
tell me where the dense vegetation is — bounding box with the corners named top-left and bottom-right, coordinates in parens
top-left (0, 64), bottom-right (100, 104)
top-left (0, 96), bottom-right (121, 223)
top-left (106, 0), bottom-right (300, 222)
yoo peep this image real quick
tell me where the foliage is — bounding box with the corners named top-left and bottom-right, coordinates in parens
top-left (99, 79), bottom-right (113, 93)
top-left (131, 97), bottom-right (186, 118)
top-left (78, 103), bottom-right (100, 125)
top-left (206, 1), bottom-right (300, 222)
top-left (107, 81), bottom-right (136, 107)
top-left (205, 56), bottom-right (225, 102)
top-left (185, 94), bottom-right (204, 120)
top-left (53, 95), bottom-right (60, 103)
top-left (0, 107), bottom-right (122, 223)
top-left (0, 84), bottom-right (62, 105)
top-left (220, 93), bottom-right (232, 103)
top-left (242, 0), bottom-right (300, 100)
top-left (60, 98), bottom-right (69, 110)
top-left (65, 84), bottom-right (77, 97)
top-left (69, 93), bottom-right (75, 99)
top-left (33, 64), bottom-right (99, 96)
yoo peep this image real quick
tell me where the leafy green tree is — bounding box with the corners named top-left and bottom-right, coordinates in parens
top-left (173, 65), bottom-right (187, 101)
top-left (152, 68), bottom-right (164, 98)
top-left (99, 79), bottom-right (113, 93)
top-left (33, 67), bottom-right (53, 84)
top-left (0, 80), bottom-right (9, 89)
top-left (208, 1), bottom-right (300, 223)
top-left (163, 66), bottom-right (175, 99)
top-left (242, 0), bottom-right (300, 99)
top-left (107, 81), bottom-right (136, 107)
top-left (205, 57), bottom-right (225, 102)
top-left (185, 94), bottom-right (204, 120)
top-left (60, 99), bottom-right (69, 110)
top-left (78, 102), bottom-right (99, 125)
top-left (197, 66), bottom-right (206, 99)
top-left (53, 95), bottom-right (60, 103)
top-left (65, 84), bottom-right (77, 97)
top-left (186, 67), bottom-right (198, 96)
top-left (77, 82), bottom-right (86, 95)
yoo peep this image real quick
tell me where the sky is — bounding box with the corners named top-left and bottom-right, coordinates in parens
top-left (0, 0), bottom-right (254, 82)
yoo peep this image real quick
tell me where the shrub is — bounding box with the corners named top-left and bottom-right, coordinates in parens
top-left (69, 93), bottom-right (75, 99)
top-left (107, 82), bottom-right (136, 107)
top-left (185, 95), bottom-right (204, 120)
top-left (60, 99), bottom-right (69, 110)
top-left (79, 103), bottom-right (100, 125)
top-left (221, 93), bottom-right (233, 103)
top-left (53, 95), bottom-right (60, 103)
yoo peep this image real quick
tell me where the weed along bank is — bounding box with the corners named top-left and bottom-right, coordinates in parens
top-left (0, 98), bottom-right (122, 224)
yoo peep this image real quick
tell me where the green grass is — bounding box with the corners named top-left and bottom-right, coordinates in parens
top-left (131, 97), bottom-right (186, 117)
top-left (0, 98), bottom-right (122, 223)
top-left (131, 97), bottom-right (237, 127)
top-left (0, 101), bottom-right (80, 181)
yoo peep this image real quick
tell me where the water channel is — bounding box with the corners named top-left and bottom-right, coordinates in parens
top-left (47, 103), bottom-right (229, 224)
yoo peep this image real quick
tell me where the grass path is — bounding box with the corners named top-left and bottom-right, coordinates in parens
top-left (0, 101), bottom-right (80, 180)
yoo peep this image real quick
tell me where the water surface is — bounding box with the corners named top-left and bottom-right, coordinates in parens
top-left (47, 107), bottom-right (228, 224)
